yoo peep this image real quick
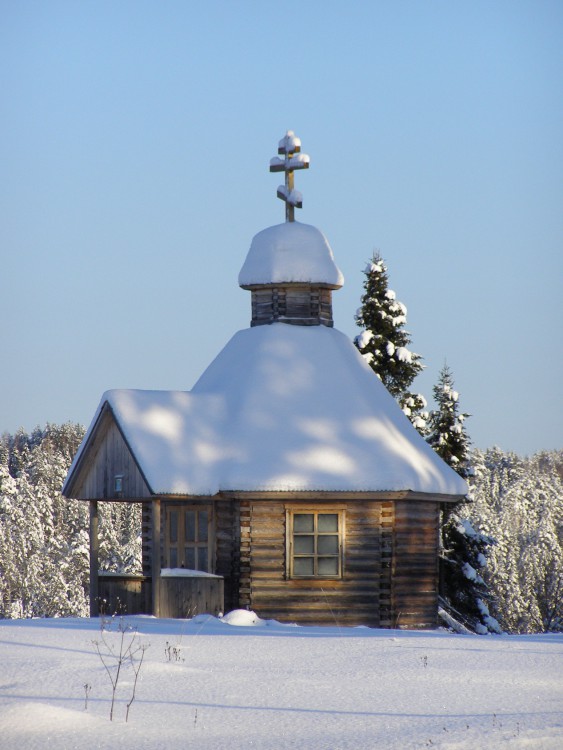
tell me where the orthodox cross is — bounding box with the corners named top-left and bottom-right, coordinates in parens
top-left (269, 130), bottom-right (310, 222)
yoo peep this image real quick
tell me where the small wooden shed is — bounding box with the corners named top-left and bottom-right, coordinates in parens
top-left (63, 132), bottom-right (467, 628)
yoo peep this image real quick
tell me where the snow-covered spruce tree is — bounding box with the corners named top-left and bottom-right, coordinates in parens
top-left (427, 367), bottom-right (501, 634)
top-left (354, 253), bottom-right (427, 433)
top-left (0, 424), bottom-right (142, 618)
top-left (0, 425), bottom-right (90, 617)
top-left (467, 449), bottom-right (563, 633)
top-left (98, 502), bottom-right (143, 575)
top-left (427, 364), bottom-right (470, 476)
top-left (437, 514), bottom-right (501, 635)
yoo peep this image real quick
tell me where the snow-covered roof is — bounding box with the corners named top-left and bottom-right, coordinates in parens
top-left (238, 222), bottom-right (344, 289)
top-left (68, 324), bottom-right (467, 497)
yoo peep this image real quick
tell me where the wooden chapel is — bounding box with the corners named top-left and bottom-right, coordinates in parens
top-left (63, 131), bottom-right (467, 628)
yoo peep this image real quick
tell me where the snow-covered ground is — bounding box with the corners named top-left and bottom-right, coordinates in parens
top-left (0, 611), bottom-right (561, 749)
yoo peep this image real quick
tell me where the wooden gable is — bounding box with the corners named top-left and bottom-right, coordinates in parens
top-left (65, 403), bottom-right (152, 500)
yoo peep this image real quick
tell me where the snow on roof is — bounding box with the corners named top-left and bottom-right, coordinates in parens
top-left (238, 222), bottom-right (344, 289)
top-left (71, 324), bottom-right (467, 497)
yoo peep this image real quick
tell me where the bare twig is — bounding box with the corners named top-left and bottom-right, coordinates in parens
top-left (92, 617), bottom-right (149, 722)
top-left (83, 683), bottom-right (91, 710)
top-left (126, 641), bottom-right (148, 722)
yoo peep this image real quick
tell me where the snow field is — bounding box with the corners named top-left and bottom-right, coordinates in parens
top-left (0, 614), bottom-right (561, 749)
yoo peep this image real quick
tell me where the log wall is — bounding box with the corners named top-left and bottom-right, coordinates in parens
top-left (250, 285), bottom-right (334, 327)
top-left (236, 497), bottom-right (441, 629)
top-left (238, 499), bottom-right (401, 627)
top-left (92, 495), bottom-right (442, 627)
top-left (215, 498), bottom-right (240, 613)
top-left (391, 499), bottom-right (440, 629)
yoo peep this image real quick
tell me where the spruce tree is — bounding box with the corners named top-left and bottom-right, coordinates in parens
top-left (0, 424), bottom-right (141, 618)
top-left (427, 366), bottom-right (500, 634)
top-left (354, 253), bottom-right (427, 432)
top-left (427, 364), bottom-right (470, 476)
top-left (469, 448), bottom-right (563, 633)
top-left (438, 512), bottom-right (501, 634)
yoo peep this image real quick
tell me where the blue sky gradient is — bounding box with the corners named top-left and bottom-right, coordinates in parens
top-left (1, 1), bottom-right (561, 454)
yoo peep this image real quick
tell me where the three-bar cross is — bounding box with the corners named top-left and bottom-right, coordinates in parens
top-left (269, 131), bottom-right (310, 222)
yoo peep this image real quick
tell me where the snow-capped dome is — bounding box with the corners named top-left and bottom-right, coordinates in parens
top-left (238, 222), bottom-right (344, 289)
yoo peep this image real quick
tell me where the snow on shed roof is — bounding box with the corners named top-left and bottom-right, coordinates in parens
top-left (238, 222), bottom-right (344, 289)
top-left (69, 324), bottom-right (467, 497)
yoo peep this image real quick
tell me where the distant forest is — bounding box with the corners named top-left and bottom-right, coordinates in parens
top-left (0, 423), bottom-right (561, 632)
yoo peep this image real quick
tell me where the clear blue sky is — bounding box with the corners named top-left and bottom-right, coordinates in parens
top-left (1, 0), bottom-right (562, 455)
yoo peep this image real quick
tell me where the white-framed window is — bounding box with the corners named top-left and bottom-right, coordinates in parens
top-left (287, 509), bottom-right (344, 578)
top-left (165, 506), bottom-right (213, 572)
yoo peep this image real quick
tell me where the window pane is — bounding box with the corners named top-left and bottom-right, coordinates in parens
top-left (294, 535), bottom-right (315, 554)
top-left (169, 548), bottom-right (177, 568)
top-left (198, 547), bottom-right (208, 572)
top-left (185, 511), bottom-right (196, 542)
top-left (318, 514), bottom-right (338, 532)
top-left (198, 511), bottom-right (208, 542)
top-left (293, 514), bottom-right (314, 532)
top-left (290, 511), bottom-right (343, 579)
top-left (185, 547), bottom-right (195, 569)
top-left (318, 535), bottom-right (338, 554)
top-left (294, 557), bottom-right (314, 576)
top-left (318, 557), bottom-right (339, 576)
top-left (169, 511), bottom-right (178, 544)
